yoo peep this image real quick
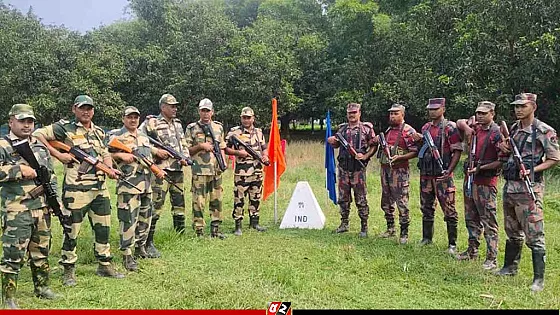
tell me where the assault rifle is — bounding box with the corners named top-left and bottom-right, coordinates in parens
top-left (422, 131), bottom-right (445, 173)
top-left (11, 139), bottom-right (71, 230)
top-left (500, 121), bottom-right (536, 201)
top-left (378, 132), bottom-right (392, 168)
top-left (230, 134), bottom-right (270, 166)
top-left (147, 136), bottom-right (193, 166)
top-left (334, 132), bottom-right (366, 168)
top-left (465, 134), bottom-right (477, 198)
top-left (108, 137), bottom-right (183, 193)
top-left (48, 140), bottom-right (141, 192)
top-left (200, 123), bottom-right (227, 172)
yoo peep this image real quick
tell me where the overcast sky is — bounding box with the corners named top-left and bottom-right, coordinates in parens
top-left (4, 0), bottom-right (131, 33)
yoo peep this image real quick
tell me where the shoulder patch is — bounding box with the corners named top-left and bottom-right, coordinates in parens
top-left (362, 122), bottom-right (374, 129)
top-left (186, 122), bottom-right (197, 129)
top-left (58, 119), bottom-right (70, 125)
top-left (230, 126), bottom-right (241, 132)
top-left (212, 121), bottom-right (223, 126)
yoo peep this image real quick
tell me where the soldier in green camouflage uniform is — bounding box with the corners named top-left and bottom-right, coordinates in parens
top-left (108, 106), bottom-right (165, 271)
top-left (139, 94), bottom-right (190, 257)
top-left (1, 104), bottom-right (61, 309)
top-left (33, 95), bottom-right (125, 286)
top-left (225, 107), bottom-right (269, 236)
top-left (185, 98), bottom-right (227, 239)
top-left (496, 93), bottom-right (560, 292)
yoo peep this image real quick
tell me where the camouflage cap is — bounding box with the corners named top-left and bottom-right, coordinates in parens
top-left (347, 103), bottom-right (361, 112)
top-left (159, 94), bottom-right (179, 105)
top-left (9, 104), bottom-right (36, 120)
top-left (388, 103), bottom-right (405, 112)
top-left (240, 107), bottom-right (254, 117)
top-left (199, 98), bottom-right (213, 110)
top-left (475, 101), bottom-right (496, 113)
top-left (511, 93), bottom-right (537, 105)
top-left (74, 95), bottom-right (94, 108)
top-left (426, 98), bottom-right (445, 109)
top-left (123, 106), bottom-right (140, 116)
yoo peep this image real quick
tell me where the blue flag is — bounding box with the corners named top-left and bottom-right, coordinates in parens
top-left (325, 110), bottom-right (337, 205)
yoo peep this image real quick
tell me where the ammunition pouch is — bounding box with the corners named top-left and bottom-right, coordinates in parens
top-left (418, 148), bottom-right (449, 176)
top-left (503, 160), bottom-right (542, 182)
top-left (338, 151), bottom-right (367, 172)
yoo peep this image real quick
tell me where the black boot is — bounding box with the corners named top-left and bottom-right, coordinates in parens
top-left (419, 220), bottom-right (434, 245)
top-left (496, 240), bottom-right (522, 276)
top-left (31, 263), bottom-right (60, 299)
top-left (62, 264), bottom-right (77, 287)
top-left (530, 249), bottom-right (545, 292)
top-left (234, 219), bottom-right (242, 236)
top-left (399, 224), bottom-right (409, 245)
top-left (145, 216), bottom-right (161, 258)
top-left (173, 215), bottom-right (186, 234)
top-left (249, 216), bottom-right (267, 232)
top-left (134, 245), bottom-right (149, 259)
top-left (1, 272), bottom-right (18, 309)
top-left (210, 222), bottom-right (227, 239)
top-left (446, 221), bottom-right (458, 255)
top-left (456, 239), bottom-right (479, 261)
top-left (359, 220), bottom-right (368, 238)
top-left (334, 218), bottom-right (349, 234)
top-left (379, 221), bottom-right (395, 238)
top-left (123, 255), bottom-right (138, 272)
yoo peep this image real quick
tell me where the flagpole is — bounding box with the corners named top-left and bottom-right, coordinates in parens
top-left (274, 161), bottom-right (278, 224)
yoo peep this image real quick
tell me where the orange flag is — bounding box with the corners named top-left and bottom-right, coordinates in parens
top-left (263, 98), bottom-right (286, 201)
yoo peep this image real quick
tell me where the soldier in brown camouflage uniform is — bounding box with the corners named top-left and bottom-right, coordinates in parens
top-left (1, 104), bottom-right (61, 309)
top-left (456, 101), bottom-right (503, 271)
top-left (139, 94), bottom-right (190, 257)
top-left (108, 106), bottom-right (166, 271)
top-left (225, 107), bottom-right (269, 236)
top-left (34, 95), bottom-right (125, 286)
top-left (412, 98), bottom-right (462, 254)
top-left (186, 98), bottom-right (228, 239)
top-left (377, 104), bottom-right (418, 245)
top-left (496, 93), bottom-right (560, 292)
top-left (327, 103), bottom-right (377, 238)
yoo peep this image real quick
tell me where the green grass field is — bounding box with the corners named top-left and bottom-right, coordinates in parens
top-left (10, 141), bottom-right (560, 309)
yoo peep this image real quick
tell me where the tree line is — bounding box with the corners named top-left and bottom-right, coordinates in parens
top-left (1, 0), bottom-right (559, 134)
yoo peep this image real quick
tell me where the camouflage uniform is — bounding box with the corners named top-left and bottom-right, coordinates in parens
top-left (108, 116), bottom-right (157, 269)
top-left (139, 95), bottom-right (190, 236)
top-left (335, 117), bottom-right (376, 236)
top-left (458, 102), bottom-right (502, 269)
top-left (186, 107), bottom-right (227, 237)
top-left (33, 95), bottom-right (123, 284)
top-left (225, 115), bottom-right (268, 233)
top-left (497, 93), bottom-right (560, 292)
top-left (1, 104), bottom-right (58, 308)
top-left (417, 98), bottom-right (463, 248)
top-left (378, 117), bottom-right (417, 241)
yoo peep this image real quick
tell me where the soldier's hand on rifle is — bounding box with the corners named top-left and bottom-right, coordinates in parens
top-left (390, 155), bottom-right (402, 164)
top-left (327, 136), bottom-right (337, 145)
top-left (107, 168), bottom-right (121, 180)
top-left (115, 153), bottom-right (135, 164)
top-left (200, 142), bottom-right (213, 152)
top-left (520, 168), bottom-right (530, 178)
top-left (498, 140), bottom-right (511, 154)
top-left (356, 153), bottom-right (366, 160)
top-left (436, 169), bottom-right (450, 181)
top-left (467, 167), bottom-right (477, 174)
top-left (262, 155), bottom-right (269, 164)
top-left (156, 149), bottom-right (170, 160)
top-left (411, 132), bottom-right (422, 142)
top-left (236, 149), bottom-right (249, 158)
top-left (179, 159), bottom-right (189, 166)
top-left (56, 152), bottom-right (75, 164)
top-left (20, 165), bottom-right (37, 179)
top-left (156, 169), bottom-right (167, 179)
top-left (373, 135), bottom-right (380, 144)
